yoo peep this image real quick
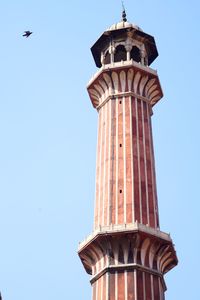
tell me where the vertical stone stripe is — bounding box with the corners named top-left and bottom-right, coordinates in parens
top-left (142, 101), bottom-right (150, 226)
top-left (144, 103), bottom-right (155, 228)
top-left (132, 97), bottom-right (140, 223)
top-left (98, 276), bottom-right (101, 300)
top-left (94, 109), bottom-right (101, 229)
top-left (97, 280), bottom-right (100, 300)
top-left (145, 273), bottom-right (151, 300)
top-left (143, 272), bottom-right (146, 300)
top-left (103, 102), bottom-right (109, 226)
top-left (115, 99), bottom-right (119, 224)
top-left (118, 97), bottom-right (124, 224)
top-left (118, 272), bottom-right (125, 300)
top-left (123, 97), bottom-right (127, 224)
top-left (151, 275), bottom-right (154, 300)
top-left (101, 275), bottom-right (103, 300)
top-left (103, 274), bottom-right (107, 300)
top-left (137, 270), bottom-right (144, 300)
top-left (102, 103), bottom-right (107, 226)
top-left (150, 115), bottom-right (159, 228)
top-left (115, 272), bottom-right (118, 300)
top-left (147, 104), bottom-right (156, 227)
top-left (109, 272), bottom-right (115, 300)
top-left (125, 270), bottom-right (128, 300)
top-left (134, 269), bottom-right (138, 300)
top-left (158, 277), bottom-right (164, 300)
top-left (96, 280), bottom-right (98, 300)
top-left (106, 272), bottom-right (109, 300)
top-left (138, 100), bottom-right (147, 225)
top-left (150, 114), bottom-right (160, 228)
top-left (125, 96), bottom-right (132, 224)
top-left (136, 99), bottom-right (143, 223)
top-left (98, 106), bottom-right (103, 228)
top-left (111, 100), bottom-right (117, 224)
top-left (100, 105), bottom-right (106, 226)
top-left (127, 270), bottom-right (135, 300)
top-left (147, 105), bottom-right (159, 228)
top-left (129, 96), bottom-right (135, 224)
top-left (92, 282), bottom-right (96, 300)
top-left (107, 100), bottom-right (112, 225)
top-left (153, 275), bottom-right (160, 300)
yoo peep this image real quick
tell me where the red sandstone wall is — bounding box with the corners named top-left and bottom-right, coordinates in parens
top-left (92, 270), bottom-right (165, 300)
top-left (94, 96), bottom-right (159, 229)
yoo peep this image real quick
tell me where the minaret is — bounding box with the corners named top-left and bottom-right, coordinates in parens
top-left (79, 11), bottom-right (178, 300)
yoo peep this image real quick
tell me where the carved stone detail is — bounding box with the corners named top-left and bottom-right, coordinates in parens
top-left (78, 226), bottom-right (178, 281)
top-left (88, 65), bottom-right (163, 109)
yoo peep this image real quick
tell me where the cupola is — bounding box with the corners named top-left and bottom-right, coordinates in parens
top-left (91, 10), bottom-right (158, 68)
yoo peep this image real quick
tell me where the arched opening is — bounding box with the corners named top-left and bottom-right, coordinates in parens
top-left (130, 46), bottom-right (141, 63)
top-left (114, 45), bottom-right (127, 62)
top-left (104, 51), bottom-right (111, 64)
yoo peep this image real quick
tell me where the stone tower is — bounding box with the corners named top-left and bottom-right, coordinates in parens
top-left (78, 11), bottom-right (178, 300)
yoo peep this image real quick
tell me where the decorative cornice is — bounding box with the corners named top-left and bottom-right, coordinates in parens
top-left (87, 61), bottom-right (163, 109)
top-left (87, 60), bottom-right (158, 86)
top-left (78, 222), bottom-right (171, 251)
top-left (78, 223), bottom-right (178, 277)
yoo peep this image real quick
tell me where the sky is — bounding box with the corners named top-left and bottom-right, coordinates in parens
top-left (0, 0), bottom-right (199, 299)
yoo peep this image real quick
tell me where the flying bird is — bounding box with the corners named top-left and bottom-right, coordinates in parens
top-left (23, 31), bottom-right (33, 38)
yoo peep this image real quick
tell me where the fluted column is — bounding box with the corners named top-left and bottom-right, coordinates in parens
top-left (89, 64), bottom-right (162, 230)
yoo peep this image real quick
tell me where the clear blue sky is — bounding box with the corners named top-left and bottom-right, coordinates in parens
top-left (0, 1), bottom-right (199, 299)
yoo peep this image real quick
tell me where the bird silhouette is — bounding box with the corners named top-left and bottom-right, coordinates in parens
top-left (23, 31), bottom-right (33, 38)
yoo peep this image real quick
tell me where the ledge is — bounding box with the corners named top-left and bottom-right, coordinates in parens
top-left (87, 60), bottom-right (158, 88)
top-left (78, 222), bottom-right (171, 252)
top-left (90, 263), bottom-right (166, 291)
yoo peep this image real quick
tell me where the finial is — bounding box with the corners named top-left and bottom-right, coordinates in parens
top-left (121, 1), bottom-right (127, 22)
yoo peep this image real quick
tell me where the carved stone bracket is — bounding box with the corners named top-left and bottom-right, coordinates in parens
top-left (87, 62), bottom-right (163, 109)
top-left (78, 224), bottom-right (178, 281)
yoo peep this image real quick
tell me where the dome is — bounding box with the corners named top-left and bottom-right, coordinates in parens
top-left (107, 21), bottom-right (142, 32)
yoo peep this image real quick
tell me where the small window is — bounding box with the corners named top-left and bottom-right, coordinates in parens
top-left (120, 144), bottom-right (122, 147)
top-left (120, 190), bottom-right (122, 194)
top-left (130, 46), bottom-right (141, 63)
top-left (114, 45), bottom-right (127, 62)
